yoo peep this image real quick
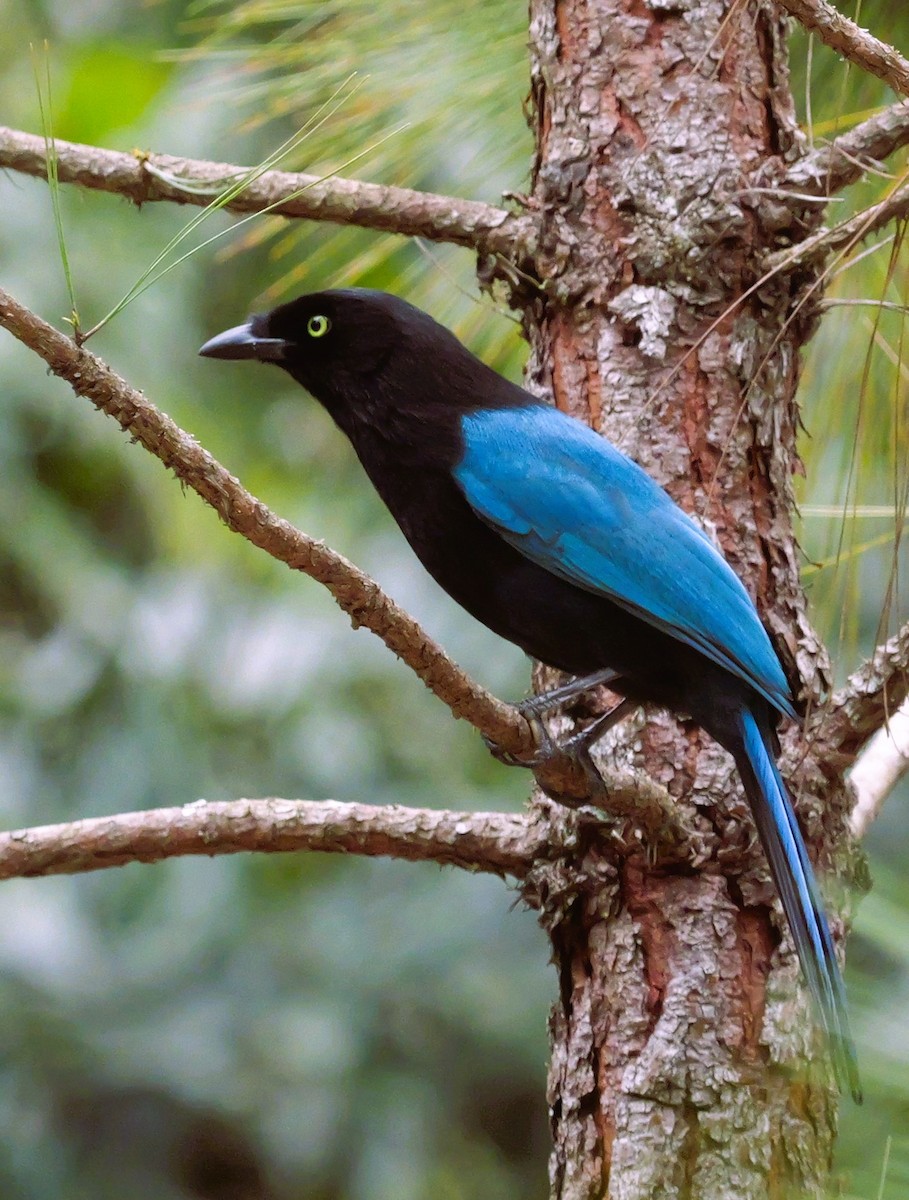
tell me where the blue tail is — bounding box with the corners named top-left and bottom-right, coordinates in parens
top-left (735, 708), bottom-right (861, 1101)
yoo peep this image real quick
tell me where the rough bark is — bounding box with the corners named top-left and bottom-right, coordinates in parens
top-left (516, 2), bottom-right (859, 1197)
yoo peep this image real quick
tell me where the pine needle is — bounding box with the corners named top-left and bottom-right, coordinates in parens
top-left (802, 530), bottom-right (896, 576)
top-left (84, 121), bottom-right (409, 329)
top-left (876, 1135), bottom-right (892, 1200)
top-left (31, 41), bottom-right (80, 337)
top-left (80, 73), bottom-right (370, 341)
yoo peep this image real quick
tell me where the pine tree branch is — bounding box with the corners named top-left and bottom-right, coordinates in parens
top-left (0, 793), bottom-right (691, 884)
top-left (849, 696), bottom-right (909, 838)
top-left (0, 125), bottom-right (537, 264)
top-left (777, 0), bottom-right (909, 98)
top-left (819, 182), bottom-right (909, 251)
top-left (0, 284), bottom-right (525, 757)
top-left (0, 799), bottom-right (548, 881)
top-left (765, 174), bottom-right (909, 270)
top-left (818, 621), bottom-right (909, 762)
top-left (788, 100), bottom-right (909, 192)
top-left (0, 284), bottom-right (690, 848)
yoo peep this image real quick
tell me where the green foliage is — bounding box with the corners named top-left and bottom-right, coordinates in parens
top-left (789, 24), bottom-right (909, 673)
top-left (789, 19), bottom-right (909, 1195)
top-left (55, 41), bottom-right (174, 143)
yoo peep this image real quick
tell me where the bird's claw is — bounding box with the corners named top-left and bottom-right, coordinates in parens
top-left (482, 716), bottom-right (604, 797)
top-left (482, 713), bottom-right (556, 769)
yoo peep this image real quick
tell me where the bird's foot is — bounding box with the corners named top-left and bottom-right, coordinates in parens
top-left (484, 695), bottom-right (637, 773)
top-left (482, 713), bottom-right (555, 769)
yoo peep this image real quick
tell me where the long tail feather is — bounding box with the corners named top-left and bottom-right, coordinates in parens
top-left (734, 707), bottom-right (861, 1102)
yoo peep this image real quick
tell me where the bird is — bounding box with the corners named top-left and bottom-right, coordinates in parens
top-left (200, 287), bottom-right (860, 1100)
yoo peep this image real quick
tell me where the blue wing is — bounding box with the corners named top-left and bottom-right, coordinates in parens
top-left (454, 405), bottom-right (796, 720)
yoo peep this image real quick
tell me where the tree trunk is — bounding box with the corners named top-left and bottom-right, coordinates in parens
top-left (517, 2), bottom-right (858, 1195)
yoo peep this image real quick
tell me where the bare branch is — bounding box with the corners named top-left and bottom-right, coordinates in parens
top-left (788, 100), bottom-right (909, 193)
top-left (0, 284), bottom-right (524, 752)
top-left (777, 0), bottom-right (909, 98)
top-left (0, 792), bottom-right (696, 883)
top-left (849, 696), bottom-right (909, 838)
top-left (818, 621), bottom-right (909, 759)
top-left (0, 285), bottom-right (691, 846)
top-left (0, 125), bottom-right (537, 263)
top-left (766, 176), bottom-right (909, 270)
top-left (0, 799), bottom-right (548, 882)
top-left (819, 183), bottom-right (909, 251)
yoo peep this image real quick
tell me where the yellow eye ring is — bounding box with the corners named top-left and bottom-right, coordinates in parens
top-left (307, 314), bottom-right (331, 338)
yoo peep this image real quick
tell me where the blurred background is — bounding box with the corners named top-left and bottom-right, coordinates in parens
top-left (0, 1), bottom-right (907, 1196)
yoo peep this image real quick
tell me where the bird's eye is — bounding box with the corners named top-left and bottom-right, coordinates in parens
top-left (307, 314), bottom-right (331, 338)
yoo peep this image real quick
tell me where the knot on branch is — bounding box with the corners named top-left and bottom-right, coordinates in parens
top-left (129, 148), bottom-right (157, 208)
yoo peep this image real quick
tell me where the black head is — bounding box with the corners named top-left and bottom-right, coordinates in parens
top-left (201, 288), bottom-right (466, 406)
top-left (200, 287), bottom-right (532, 475)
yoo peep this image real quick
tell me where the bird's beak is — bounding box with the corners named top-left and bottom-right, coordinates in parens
top-left (198, 321), bottom-right (290, 363)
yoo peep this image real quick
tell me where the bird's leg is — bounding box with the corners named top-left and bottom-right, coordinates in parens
top-left (560, 696), bottom-right (638, 762)
top-left (519, 667), bottom-right (623, 718)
